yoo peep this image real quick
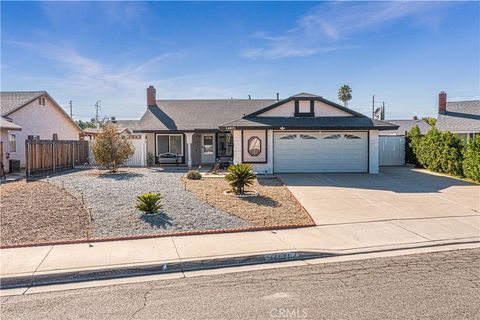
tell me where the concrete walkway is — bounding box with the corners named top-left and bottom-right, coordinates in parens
top-left (2, 215), bottom-right (479, 282)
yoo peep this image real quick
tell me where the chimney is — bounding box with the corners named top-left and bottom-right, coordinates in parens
top-left (147, 85), bottom-right (156, 106)
top-left (438, 91), bottom-right (447, 113)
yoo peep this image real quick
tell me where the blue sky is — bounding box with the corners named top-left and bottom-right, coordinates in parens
top-left (1, 1), bottom-right (479, 120)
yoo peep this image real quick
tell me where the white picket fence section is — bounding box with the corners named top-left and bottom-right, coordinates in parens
top-left (88, 136), bottom-right (147, 167)
top-left (379, 136), bottom-right (405, 166)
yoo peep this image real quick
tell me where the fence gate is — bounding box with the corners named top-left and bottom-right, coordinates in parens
top-left (379, 136), bottom-right (405, 166)
top-left (26, 140), bottom-right (89, 177)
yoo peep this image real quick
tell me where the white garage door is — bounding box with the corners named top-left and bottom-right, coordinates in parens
top-left (274, 131), bottom-right (368, 173)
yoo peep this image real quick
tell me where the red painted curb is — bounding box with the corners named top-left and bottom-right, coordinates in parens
top-left (0, 222), bottom-right (315, 249)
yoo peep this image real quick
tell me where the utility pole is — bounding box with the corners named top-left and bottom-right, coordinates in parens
top-left (382, 101), bottom-right (385, 120)
top-left (94, 100), bottom-right (101, 126)
top-left (372, 95), bottom-right (375, 118)
top-left (69, 100), bottom-right (73, 118)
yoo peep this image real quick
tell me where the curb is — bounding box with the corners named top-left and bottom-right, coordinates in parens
top-left (0, 251), bottom-right (331, 289)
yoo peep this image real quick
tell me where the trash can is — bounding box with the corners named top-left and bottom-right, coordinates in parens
top-left (9, 159), bottom-right (20, 173)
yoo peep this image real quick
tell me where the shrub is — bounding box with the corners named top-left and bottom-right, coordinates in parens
top-left (417, 128), bottom-right (464, 176)
top-left (136, 192), bottom-right (163, 214)
top-left (405, 125), bottom-right (422, 166)
top-left (186, 170), bottom-right (202, 180)
top-left (463, 136), bottom-right (480, 182)
top-left (225, 163), bottom-right (256, 195)
top-left (91, 123), bottom-right (134, 172)
top-left (147, 152), bottom-right (155, 167)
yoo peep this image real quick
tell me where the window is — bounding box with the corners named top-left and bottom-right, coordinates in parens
top-left (300, 134), bottom-right (317, 139)
top-left (344, 134), bottom-right (361, 140)
top-left (217, 133), bottom-right (233, 157)
top-left (294, 100), bottom-right (314, 117)
top-left (203, 135), bottom-right (214, 154)
top-left (8, 134), bottom-right (16, 152)
top-left (324, 134), bottom-right (341, 139)
top-left (247, 136), bottom-right (262, 156)
top-left (279, 134), bottom-right (297, 140)
top-left (38, 97), bottom-right (46, 106)
top-left (52, 133), bottom-right (58, 140)
top-left (156, 134), bottom-right (183, 156)
top-left (27, 135), bottom-right (40, 140)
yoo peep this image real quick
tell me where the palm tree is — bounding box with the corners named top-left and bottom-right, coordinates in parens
top-left (338, 85), bottom-right (352, 107)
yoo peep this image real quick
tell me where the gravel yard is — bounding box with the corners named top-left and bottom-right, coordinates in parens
top-left (185, 177), bottom-right (313, 226)
top-left (0, 181), bottom-right (90, 246)
top-left (49, 168), bottom-right (250, 238)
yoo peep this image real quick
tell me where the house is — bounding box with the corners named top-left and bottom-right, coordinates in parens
top-left (132, 86), bottom-right (398, 173)
top-left (436, 91), bottom-right (480, 140)
top-left (0, 116), bottom-right (22, 173)
top-left (83, 126), bottom-right (132, 140)
top-left (0, 91), bottom-right (82, 169)
top-left (380, 119), bottom-right (431, 136)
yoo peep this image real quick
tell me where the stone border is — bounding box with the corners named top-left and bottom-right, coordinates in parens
top-left (223, 190), bottom-right (259, 197)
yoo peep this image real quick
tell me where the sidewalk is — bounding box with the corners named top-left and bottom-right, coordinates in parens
top-left (1, 215), bottom-right (479, 289)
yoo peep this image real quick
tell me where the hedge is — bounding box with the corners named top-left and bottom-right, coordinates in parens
top-left (405, 125), bottom-right (422, 166)
top-left (463, 136), bottom-right (480, 182)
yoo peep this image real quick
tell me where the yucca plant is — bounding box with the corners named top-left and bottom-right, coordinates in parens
top-left (225, 164), bottom-right (256, 195)
top-left (136, 192), bottom-right (163, 214)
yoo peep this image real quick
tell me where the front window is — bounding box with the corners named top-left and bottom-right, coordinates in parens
top-left (203, 136), bottom-right (214, 154)
top-left (156, 134), bottom-right (183, 156)
top-left (8, 134), bottom-right (16, 152)
top-left (217, 133), bottom-right (233, 157)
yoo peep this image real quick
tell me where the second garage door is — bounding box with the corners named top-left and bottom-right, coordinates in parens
top-left (274, 131), bottom-right (368, 173)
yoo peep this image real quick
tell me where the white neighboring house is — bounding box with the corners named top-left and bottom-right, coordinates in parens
top-left (0, 91), bottom-right (82, 169)
top-left (0, 116), bottom-right (22, 173)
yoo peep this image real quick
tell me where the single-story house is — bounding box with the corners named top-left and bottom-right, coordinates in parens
top-left (436, 91), bottom-right (480, 140)
top-left (0, 116), bottom-right (22, 173)
top-left (0, 91), bottom-right (83, 169)
top-left (83, 126), bottom-right (132, 140)
top-left (131, 86), bottom-right (398, 174)
top-left (380, 119), bottom-right (431, 136)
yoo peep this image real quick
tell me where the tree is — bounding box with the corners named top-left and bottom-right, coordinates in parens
top-left (91, 123), bottom-right (134, 172)
top-left (76, 120), bottom-right (96, 130)
top-left (422, 117), bottom-right (437, 127)
top-left (338, 85), bottom-right (352, 107)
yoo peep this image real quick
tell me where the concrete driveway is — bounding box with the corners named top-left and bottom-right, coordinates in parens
top-left (279, 167), bottom-right (480, 226)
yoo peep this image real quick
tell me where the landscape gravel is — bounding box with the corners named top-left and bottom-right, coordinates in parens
top-left (48, 168), bottom-right (250, 238)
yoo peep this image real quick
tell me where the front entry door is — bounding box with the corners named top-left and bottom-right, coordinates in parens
top-left (191, 134), bottom-right (202, 166)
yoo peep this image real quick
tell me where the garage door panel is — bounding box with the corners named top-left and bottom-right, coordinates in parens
top-left (274, 131), bottom-right (367, 173)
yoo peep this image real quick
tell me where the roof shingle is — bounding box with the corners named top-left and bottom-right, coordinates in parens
top-left (380, 120), bottom-right (431, 135)
top-left (436, 100), bottom-right (480, 132)
top-left (1, 91), bottom-right (45, 116)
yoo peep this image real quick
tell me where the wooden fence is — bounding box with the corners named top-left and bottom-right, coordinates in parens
top-left (26, 140), bottom-right (89, 177)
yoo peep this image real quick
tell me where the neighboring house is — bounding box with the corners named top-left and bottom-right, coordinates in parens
top-left (83, 127), bottom-right (133, 140)
top-left (0, 91), bottom-right (82, 168)
top-left (132, 86), bottom-right (398, 174)
top-left (436, 91), bottom-right (480, 140)
top-left (0, 116), bottom-right (22, 173)
top-left (380, 119), bottom-right (431, 136)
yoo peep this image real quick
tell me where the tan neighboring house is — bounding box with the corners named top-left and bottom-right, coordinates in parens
top-left (0, 91), bottom-right (82, 170)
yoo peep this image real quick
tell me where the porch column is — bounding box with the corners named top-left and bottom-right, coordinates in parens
top-left (185, 132), bottom-right (194, 168)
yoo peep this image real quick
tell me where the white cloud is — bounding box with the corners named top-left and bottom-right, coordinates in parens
top-left (243, 1), bottom-right (454, 59)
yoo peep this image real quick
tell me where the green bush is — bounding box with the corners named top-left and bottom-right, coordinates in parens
top-left (405, 125), bottom-right (422, 166)
top-left (147, 152), bottom-right (155, 167)
top-left (463, 136), bottom-right (480, 182)
top-left (417, 128), bottom-right (464, 176)
top-left (136, 192), bottom-right (163, 214)
top-left (225, 163), bottom-right (256, 195)
top-left (186, 170), bottom-right (202, 180)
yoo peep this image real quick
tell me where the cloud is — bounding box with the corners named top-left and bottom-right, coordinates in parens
top-left (243, 1), bottom-right (454, 59)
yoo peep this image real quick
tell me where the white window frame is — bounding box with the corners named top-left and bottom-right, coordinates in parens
top-left (203, 135), bottom-right (214, 154)
top-left (8, 133), bottom-right (16, 153)
top-left (155, 134), bottom-right (184, 156)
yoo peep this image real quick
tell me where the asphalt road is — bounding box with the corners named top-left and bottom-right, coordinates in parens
top-left (2, 249), bottom-right (479, 320)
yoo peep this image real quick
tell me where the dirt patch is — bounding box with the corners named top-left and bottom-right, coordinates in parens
top-left (185, 177), bottom-right (313, 226)
top-left (0, 181), bottom-right (90, 246)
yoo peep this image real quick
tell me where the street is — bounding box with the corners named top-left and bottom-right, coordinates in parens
top-left (2, 249), bottom-right (479, 320)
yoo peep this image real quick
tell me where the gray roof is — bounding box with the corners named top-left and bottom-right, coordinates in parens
top-left (113, 120), bottom-right (140, 131)
top-left (0, 116), bottom-right (22, 130)
top-left (380, 120), bottom-right (431, 135)
top-left (220, 117), bottom-right (398, 131)
top-left (136, 99), bottom-right (276, 131)
top-left (1, 91), bottom-right (45, 116)
top-left (436, 100), bottom-right (480, 132)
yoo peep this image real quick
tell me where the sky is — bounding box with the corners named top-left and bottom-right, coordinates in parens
top-left (1, 1), bottom-right (479, 121)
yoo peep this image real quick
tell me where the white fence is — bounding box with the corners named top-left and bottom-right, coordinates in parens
top-left (88, 136), bottom-right (146, 167)
top-left (379, 136), bottom-right (405, 166)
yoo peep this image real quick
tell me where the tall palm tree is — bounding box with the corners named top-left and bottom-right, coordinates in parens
top-left (338, 85), bottom-right (352, 107)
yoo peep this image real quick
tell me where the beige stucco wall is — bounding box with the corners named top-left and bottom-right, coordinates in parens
top-left (257, 100), bottom-right (353, 117)
top-left (6, 95), bottom-right (81, 167)
top-left (234, 129), bottom-right (273, 174)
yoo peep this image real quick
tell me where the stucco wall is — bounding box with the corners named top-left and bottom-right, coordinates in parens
top-left (368, 130), bottom-right (379, 174)
top-left (257, 100), bottom-right (353, 117)
top-left (6, 96), bottom-right (81, 167)
top-left (234, 129), bottom-right (273, 174)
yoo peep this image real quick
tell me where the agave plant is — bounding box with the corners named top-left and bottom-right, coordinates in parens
top-left (225, 164), bottom-right (256, 195)
top-left (136, 192), bottom-right (163, 214)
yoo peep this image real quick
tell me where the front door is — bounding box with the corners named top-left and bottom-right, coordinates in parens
top-left (191, 134), bottom-right (202, 166)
